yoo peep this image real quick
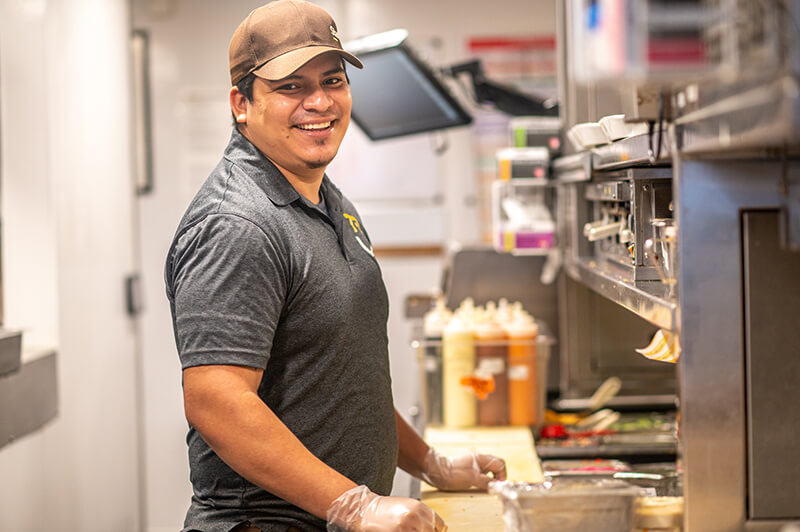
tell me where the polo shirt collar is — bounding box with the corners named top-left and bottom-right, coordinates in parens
top-left (223, 128), bottom-right (344, 214)
top-left (223, 128), bottom-right (300, 207)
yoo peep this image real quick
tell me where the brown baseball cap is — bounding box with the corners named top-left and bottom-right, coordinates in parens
top-left (229, 0), bottom-right (363, 86)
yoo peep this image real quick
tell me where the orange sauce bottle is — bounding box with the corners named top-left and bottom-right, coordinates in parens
top-left (505, 312), bottom-right (540, 427)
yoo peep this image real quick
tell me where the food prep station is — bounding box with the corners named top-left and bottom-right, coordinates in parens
top-left (412, 2), bottom-right (800, 528)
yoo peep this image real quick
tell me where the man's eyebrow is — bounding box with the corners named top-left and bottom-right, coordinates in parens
top-left (270, 66), bottom-right (345, 84)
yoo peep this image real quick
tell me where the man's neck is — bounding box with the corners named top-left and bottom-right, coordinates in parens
top-left (271, 160), bottom-right (325, 204)
top-left (236, 126), bottom-right (326, 204)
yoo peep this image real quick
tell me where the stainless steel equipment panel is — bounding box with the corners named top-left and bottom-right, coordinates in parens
top-left (743, 211), bottom-right (800, 520)
top-left (677, 158), bottom-right (800, 532)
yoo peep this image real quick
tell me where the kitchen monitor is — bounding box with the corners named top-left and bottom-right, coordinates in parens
top-left (344, 30), bottom-right (472, 141)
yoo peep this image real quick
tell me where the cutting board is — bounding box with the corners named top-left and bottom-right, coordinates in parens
top-left (421, 426), bottom-right (544, 531)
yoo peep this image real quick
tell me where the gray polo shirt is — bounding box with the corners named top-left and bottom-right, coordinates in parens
top-left (165, 129), bottom-right (398, 532)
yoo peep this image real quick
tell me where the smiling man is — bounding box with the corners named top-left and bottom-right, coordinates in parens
top-left (165, 2), bottom-right (506, 532)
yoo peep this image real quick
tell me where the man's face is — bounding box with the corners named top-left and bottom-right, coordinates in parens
top-left (239, 53), bottom-right (352, 180)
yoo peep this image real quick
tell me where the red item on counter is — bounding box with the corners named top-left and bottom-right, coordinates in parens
top-left (540, 424), bottom-right (568, 439)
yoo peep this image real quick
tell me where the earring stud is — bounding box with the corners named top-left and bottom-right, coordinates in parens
top-left (237, 114), bottom-right (247, 123)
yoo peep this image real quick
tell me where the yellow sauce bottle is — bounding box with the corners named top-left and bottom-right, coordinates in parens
top-left (443, 312), bottom-right (476, 427)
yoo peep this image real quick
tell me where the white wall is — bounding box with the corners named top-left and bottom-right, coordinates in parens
top-left (0, 0), bottom-right (557, 530)
top-left (0, 0), bottom-right (141, 530)
top-left (132, 1), bottom-right (555, 530)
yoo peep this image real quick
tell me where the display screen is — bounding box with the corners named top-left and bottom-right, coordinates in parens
top-left (347, 46), bottom-right (472, 141)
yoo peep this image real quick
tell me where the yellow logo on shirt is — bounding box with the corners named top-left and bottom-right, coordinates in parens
top-left (343, 213), bottom-right (374, 257)
top-left (343, 213), bottom-right (361, 233)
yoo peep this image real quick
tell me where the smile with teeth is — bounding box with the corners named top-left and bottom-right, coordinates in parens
top-left (296, 121), bottom-right (333, 130)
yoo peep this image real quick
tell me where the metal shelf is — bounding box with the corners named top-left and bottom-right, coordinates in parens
top-left (0, 350), bottom-right (58, 449)
top-left (0, 329), bottom-right (22, 377)
top-left (536, 438), bottom-right (677, 460)
top-left (552, 151), bottom-right (592, 182)
top-left (565, 258), bottom-right (678, 331)
top-left (591, 132), bottom-right (672, 171)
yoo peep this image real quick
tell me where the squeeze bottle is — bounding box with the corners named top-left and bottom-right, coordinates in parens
top-left (475, 310), bottom-right (509, 426)
top-left (505, 313), bottom-right (540, 427)
top-left (422, 298), bottom-right (451, 426)
top-left (442, 313), bottom-right (476, 427)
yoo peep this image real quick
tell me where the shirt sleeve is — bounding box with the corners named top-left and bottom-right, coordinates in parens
top-left (169, 213), bottom-right (286, 370)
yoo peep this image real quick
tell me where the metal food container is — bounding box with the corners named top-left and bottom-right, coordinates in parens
top-left (490, 478), bottom-right (644, 532)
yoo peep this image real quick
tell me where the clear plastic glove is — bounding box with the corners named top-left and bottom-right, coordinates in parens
top-left (326, 485), bottom-right (446, 532)
top-left (420, 448), bottom-right (507, 491)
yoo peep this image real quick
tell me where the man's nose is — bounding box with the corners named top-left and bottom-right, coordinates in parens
top-left (303, 84), bottom-right (333, 111)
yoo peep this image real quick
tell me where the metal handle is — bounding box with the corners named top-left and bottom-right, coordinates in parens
top-left (583, 220), bottom-right (625, 241)
top-left (644, 238), bottom-right (670, 284)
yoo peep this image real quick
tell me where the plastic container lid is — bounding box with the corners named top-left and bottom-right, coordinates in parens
top-left (424, 297), bottom-right (452, 337)
top-left (504, 314), bottom-right (539, 339)
top-left (492, 478), bottom-right (643, 499)
top-left (443, 313), bottom-right (474, 339)
top-left (475, 307), bottom-right (505, 341)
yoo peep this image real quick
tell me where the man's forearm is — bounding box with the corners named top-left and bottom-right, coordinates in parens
top-left (394, 409), bottom-right (430, 479)
top-left (184, 366), bottom-right (357, 520)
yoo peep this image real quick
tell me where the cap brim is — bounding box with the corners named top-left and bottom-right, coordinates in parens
top-left (252, 46), bottom-right (363, 81)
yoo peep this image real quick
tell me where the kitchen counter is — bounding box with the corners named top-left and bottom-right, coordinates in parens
top-left (421, 426), bottom-right (544, 532)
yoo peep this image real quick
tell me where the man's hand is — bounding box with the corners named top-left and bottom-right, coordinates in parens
top-left (326, 485), bottom-right (446, 532)
top-left (420, 449), bottom-right (507, 491)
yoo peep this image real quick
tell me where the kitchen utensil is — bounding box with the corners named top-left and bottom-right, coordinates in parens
top-left (576, 408), bottom-right (621, 430)
top-left (644, 218), bottom-right (677, 286)
top-left (587, 376), bottom-right (622, 412)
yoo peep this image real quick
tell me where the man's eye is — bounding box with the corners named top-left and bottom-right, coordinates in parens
top-left (325, 77), bottom-right (344, 86)
top-left (278, 83), bottom-right (299, 91)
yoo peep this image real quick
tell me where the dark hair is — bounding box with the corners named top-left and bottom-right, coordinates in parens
top-left (231, 73), bottom-right (256, 126)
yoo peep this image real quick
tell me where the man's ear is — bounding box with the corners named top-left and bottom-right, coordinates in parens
top-left (230, 86), bottom-right (248, 123)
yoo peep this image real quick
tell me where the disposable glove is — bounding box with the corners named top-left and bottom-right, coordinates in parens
top-left (419, 448), bottom-right (507, 491)
top-left (326, 485), bottom-right (446, 532)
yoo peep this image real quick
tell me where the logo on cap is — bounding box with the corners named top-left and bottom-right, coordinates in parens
top-left (330, 25), bottom-right (340, 42)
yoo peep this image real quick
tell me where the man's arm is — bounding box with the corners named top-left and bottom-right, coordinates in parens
top-left (395, 408), bottom-right (508, 491)
top-left (395, 409), bottom-right (430, 479)
top-left (183, 364), bottom-right (357, 519)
